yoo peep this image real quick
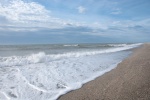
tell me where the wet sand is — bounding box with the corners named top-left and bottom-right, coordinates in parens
top-left (59, 43), bottom-right (150, 100)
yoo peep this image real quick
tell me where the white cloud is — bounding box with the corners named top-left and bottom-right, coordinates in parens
top-left (0, 0), bottom-right (149, 38)
top-left (77, 6), bottom-right (86, 14)
top-left (0, 0), bottom-right (77, 31)
top-left (0, 0), bottom-right (92, 32)
top-left (0, 0), bottom-right (49, 22)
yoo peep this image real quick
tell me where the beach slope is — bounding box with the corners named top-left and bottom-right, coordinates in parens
top-left (59, 44), bottom-right (150, 100)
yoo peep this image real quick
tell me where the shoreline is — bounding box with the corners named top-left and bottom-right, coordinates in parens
top-left (58, 43), bottom-right (150, 100)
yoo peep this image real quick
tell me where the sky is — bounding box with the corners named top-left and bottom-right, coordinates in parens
top-left (0, 0), bottom-right (150, 44)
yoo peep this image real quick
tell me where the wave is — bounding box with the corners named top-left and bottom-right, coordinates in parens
top-left (63, 44), bottom-right (79, 47)
top-left (0, 43), bottom-right (142, 100)
top-left (0, 43), bottom-right (142, 67)
top-left (108, 44), bottom-right (128, 47)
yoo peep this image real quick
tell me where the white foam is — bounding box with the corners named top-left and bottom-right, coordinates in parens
top-left (0, 43), bottom-right (142, 67)
top-left (0, 91), bottom-right (10, 100)
top-left (0, 43), bottom-right (142, 100)
top-left (63, 44), bottom-right (79, 47)
top-left (108, 44), bottom-right (128, 47)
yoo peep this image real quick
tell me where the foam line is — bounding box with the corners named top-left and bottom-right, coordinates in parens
top-left (17, 68), bottom-right (48, 93)
top-left (0, 43), bottom-right (142, 67)
top-left (0, 43), bottom-right (142, 100)
top-left (0, 91), bottom-right (10, 100)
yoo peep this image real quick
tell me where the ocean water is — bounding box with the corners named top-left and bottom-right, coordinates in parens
top-left (0, 43), bottom-right (142, 100)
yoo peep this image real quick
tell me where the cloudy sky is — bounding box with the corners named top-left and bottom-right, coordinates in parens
top-left (0, 0), bottom-right (150, 44)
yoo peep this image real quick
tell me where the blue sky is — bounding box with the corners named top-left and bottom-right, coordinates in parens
top-left (0, 0), bottom-right (150, 44)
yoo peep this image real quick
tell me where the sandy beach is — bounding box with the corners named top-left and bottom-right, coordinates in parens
top-left (59, 43), bottom-right (150, 100)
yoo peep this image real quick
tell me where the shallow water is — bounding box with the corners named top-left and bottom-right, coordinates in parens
top-left (0, 43), bottom-right (142, 100)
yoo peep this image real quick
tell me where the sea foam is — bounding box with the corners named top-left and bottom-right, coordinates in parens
top-left (0, 43), bottom-right (141, 67)
top-left (0, 43), bottom-right (142, 100)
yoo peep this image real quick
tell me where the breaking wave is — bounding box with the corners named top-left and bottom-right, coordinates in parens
top-left (0, 43), bottom-right (142, 100)
top-left (0, 43), bottom-right (141, 67)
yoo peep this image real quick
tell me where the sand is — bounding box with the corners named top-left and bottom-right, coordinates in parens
top-left (58, 43), bottom-right (150, 100)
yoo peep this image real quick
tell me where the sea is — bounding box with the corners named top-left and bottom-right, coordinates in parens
top-left (0, 43), bottom-right (142, 100)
